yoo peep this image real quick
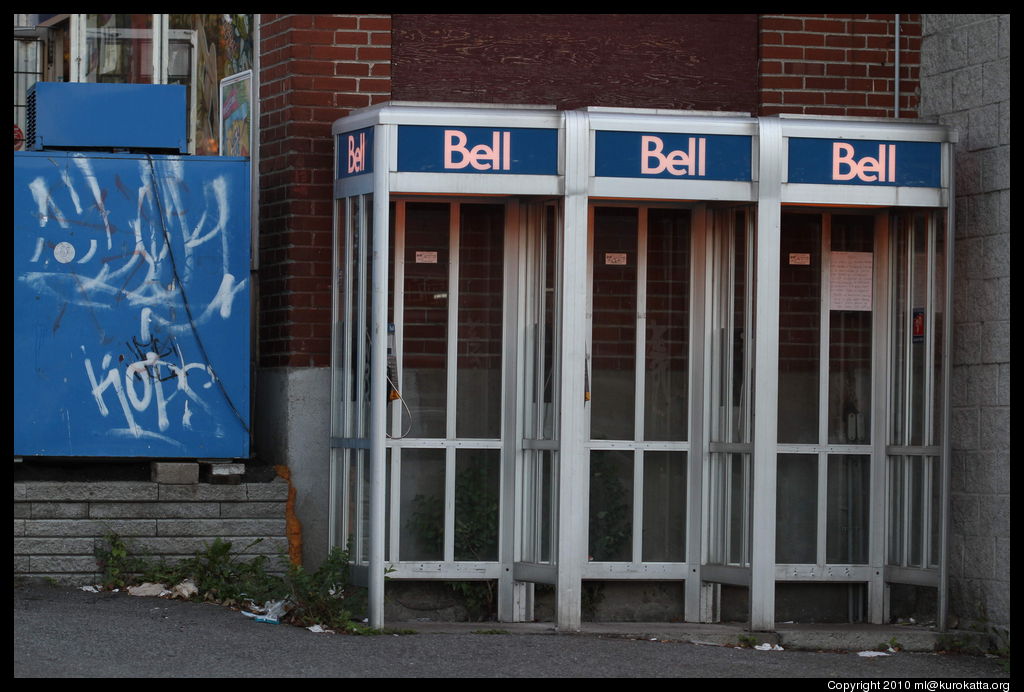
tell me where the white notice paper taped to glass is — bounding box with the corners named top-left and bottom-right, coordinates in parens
top-left (830, 251), bottom-right (873, 311)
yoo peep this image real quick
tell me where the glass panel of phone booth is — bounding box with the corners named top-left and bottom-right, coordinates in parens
top-left (829, 215), bottom-right (875, 446)
top-left (331, 194), bottom-right (374, 566)
top-left (401, 202), bottom-right (450, 439)
top-left (456, 206), bottom-right (505, 440)
top-left (706, 208), bottom-right (754, 568)
top-left (774, 210), bottom-right (879, 571)
top-left (887, 209), bottom-right (946, 573)
top-left (519, 204), bottom-right (560, 567)
top-left (387, 201), bottom-right (507, 566)
top-left (590, 207), bottom-right (638, 442)
top-left (778, 213), bottom-right (822, 445)
top-left (587, 206), bottom-right (691, 567)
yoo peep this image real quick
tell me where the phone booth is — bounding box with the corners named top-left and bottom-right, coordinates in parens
top-left (330, 103), bottom-right (954, 632)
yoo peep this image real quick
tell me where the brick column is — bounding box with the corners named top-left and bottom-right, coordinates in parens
top-left (759, 14), bottom-right (921, 118)
top-left (258, 14), bottom-right (392, 368)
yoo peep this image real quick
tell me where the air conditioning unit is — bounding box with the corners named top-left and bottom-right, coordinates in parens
top-left (26, 82), bottom-right (187, 153)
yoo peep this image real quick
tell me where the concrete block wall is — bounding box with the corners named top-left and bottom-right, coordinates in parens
top-left (919, 14), bottom-right (1010, 648)
top-left (14, 480), bottom-right (289, 585)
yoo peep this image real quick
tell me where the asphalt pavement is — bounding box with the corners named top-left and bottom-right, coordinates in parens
top-left (14, 581), bottom-right (1011, 679)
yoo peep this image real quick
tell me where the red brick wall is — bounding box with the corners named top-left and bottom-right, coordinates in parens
top-left (258, 14), bottom-right (392, 367)
top-left (255, 14), bottom-right (925, 369)
top-left (391, 14), bottom-right (759, 113)
top-left (759, 14), bottom-right (921, 118)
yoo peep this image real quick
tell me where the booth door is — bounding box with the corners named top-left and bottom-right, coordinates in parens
top-left (585, 206), bottom-right (691, 571)
top-left (386, 200), bottom-right (506, 569)
top-left (702, 207), bottom-right (756, 615)
top-left (772, 207), bottom-right (948, 625)
top-left (771, 210), bottom-right (881, 620)
top-left (884, 209), bottom-right (948, 625)
top-left (512, 203), bottom-right (561, 608)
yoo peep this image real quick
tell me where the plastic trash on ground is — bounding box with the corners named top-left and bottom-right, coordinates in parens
top-left (127, 582), bottom-right (171, 597)
top-left (857, 651), bottom-right (891, 657)
top-left (243, 598), bottom-right (290, 624)
top-left (171, 579), bottom-right (198, 600)
top-left (753, 643), bottom-right (784, 651)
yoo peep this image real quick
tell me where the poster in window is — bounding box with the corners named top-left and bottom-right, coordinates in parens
top-left (219, 69), bottom-right (252, 157)
top-left (829, 251), bottom-right (873, 311)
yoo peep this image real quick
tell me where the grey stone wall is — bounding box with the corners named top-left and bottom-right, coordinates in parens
top-left (14, 480), bottom-right (289, 585)
top-left (919, 14), bottom-right (1010, 647)
top-left (254, 367), bottom-right (332, 569)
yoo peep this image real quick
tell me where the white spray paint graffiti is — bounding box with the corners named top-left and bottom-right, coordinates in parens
top-left (28, 176), bottom-right (69, 228)
top-left (19, 154), bottom-right (246, 446)
top-left (71, 154), bottom-right (112, 249)
top-left (22, 159), bottom-right (246, 319)
top-left (81, 334), bottom-right (225, 445)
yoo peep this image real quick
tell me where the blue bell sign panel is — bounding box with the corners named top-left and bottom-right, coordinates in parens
top-left (338, 127), bottom-right (374, 179)
top-left (595, 130), bottom-right (753, 181)
top-left (13, 151), bottom-right (251, 458)
top-left (397, 125), bottom-right (559, 175)
top-left (787, 137), bottom-right (942, 187)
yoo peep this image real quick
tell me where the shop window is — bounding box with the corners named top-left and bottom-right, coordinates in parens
top-left (12, 14), bottom-right (252, 155)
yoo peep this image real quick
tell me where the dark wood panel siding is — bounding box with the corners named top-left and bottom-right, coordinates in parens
top-left (392, 14), bottom-right (758, 112)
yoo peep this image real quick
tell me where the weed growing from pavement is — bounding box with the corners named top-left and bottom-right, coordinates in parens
top-left (95, 532), bottom-right (150, 590)
top-left (878, 636), bottom-right (903, 652)
top-left (93, 532), bottom-right (392, 635)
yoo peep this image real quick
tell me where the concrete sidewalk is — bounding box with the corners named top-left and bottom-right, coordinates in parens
top-left (405, 618), bottom-right (982, 653)
top-left (14, 582), bottom-right (1010, 678)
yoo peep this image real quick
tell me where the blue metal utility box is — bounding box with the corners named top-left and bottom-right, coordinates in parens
top-left (26, 82), bottom-right (188, 153)
top-left (13, 150), bottom-right (251, 458)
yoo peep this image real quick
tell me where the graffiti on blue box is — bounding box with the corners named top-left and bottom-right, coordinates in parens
top-left (14, 152), bottom-right (251, 458)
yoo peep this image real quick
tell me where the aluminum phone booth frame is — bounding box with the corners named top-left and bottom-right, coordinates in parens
top-left (329, 102), bottom-right (955, 632)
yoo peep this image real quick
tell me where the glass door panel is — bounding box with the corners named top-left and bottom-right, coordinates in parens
top-left (587, 205), bottom-right (691, 568)
top-left (706, 207), bottom-right (754, 569)
top-left (399, 448), bottom-right (446, 561)
top-left (642, 451), bottom-right (687, 562)
top-left (454, 449), bottom-right (501, 561)
top-left (775, 210), bottom-right (877, 571)
top-left (778, 213), bottom-right (822, 444)
top-left (588, 449), bottom-right (634, 562)
top-left (401, 202), bottom-right (450, 439)
top-left (456, 205), bottom-right (505, 439)
top-left (331, 194), bottom-right (373, 567)
top-left (828, 215), bottom-right (875, 445)
top-left (886, 209), bottom-right (947, 574)
top-left (645, 210), bottom-right (691, 441)
top-left (776, 454), bottom-right (818, 565)
top-left (519, 450), bottom-right (556, 564)
top-left (826, 454), bottom-right (870, 564)
top-left (590, 207), bottom-right (638, 441)
top-left (518, 202), bottom-right (561, 567)
top-left (385, 200), bottom-right (506, 571)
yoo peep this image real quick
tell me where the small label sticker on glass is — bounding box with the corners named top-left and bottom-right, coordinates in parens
top-left (415, 251), bottom-right (438, 264)
top-left (605, 252), bottom-right (628, 265)
top-left (789, 252), bottom-right (811, 265)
